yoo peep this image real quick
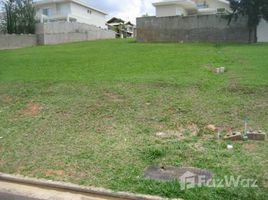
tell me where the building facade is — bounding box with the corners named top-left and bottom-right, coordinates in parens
top-left (107, 17), bottom-right (135, 38)
top-left (34, 0), bottom-right (107, 29)
top-left (152, 0), bottom-right (231, 17)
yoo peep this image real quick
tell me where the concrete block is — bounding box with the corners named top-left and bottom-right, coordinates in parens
top-left (224, 132), bottom-right (243, 141)
top-left (247, 131), bottom-right (266, 141)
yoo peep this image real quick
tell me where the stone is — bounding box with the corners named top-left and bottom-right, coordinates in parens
top-left (224, 132), bottom-right (242, 141)
top-left (206, 124), bottom-right (217, 132)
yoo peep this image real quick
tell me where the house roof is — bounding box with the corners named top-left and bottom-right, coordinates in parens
top-left (125, 21), bottom-right (134, 26)
top-left (107, 18), bottom-right (135, 26)
top-left (34, 0), bottom-right (107, 15)
top-left (107, 17), bottom-right (125, 24)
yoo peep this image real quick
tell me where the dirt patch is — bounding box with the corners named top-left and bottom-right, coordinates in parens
top-left (152, 123), bottom-right (165, 130)
top-left (19, 101), bottom-right (42, 116)
top-left (46, 169), bottom-right (65, 177)
top-left (224, 84), bottom-right (268, 95)
top-left (243, 143), bottom-right (257, 151)
top-left (205, 124), bottom-right (233, 134)
top-left (156, 124), bottom-right (199, 140)
top-left (191, 142), bottom-right (205, 151)
top-left (104, 92), bottom-right (126, 102)
top-left (0, 94), bottom-right (13, 103)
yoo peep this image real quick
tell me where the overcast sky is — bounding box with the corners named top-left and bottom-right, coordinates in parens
top-left (87, 0), bottom-right (156, 23)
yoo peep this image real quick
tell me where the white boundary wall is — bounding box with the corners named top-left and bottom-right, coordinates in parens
top-left (257, 19), bottom-right (268, 42)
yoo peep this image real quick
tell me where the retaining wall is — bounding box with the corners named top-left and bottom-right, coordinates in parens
top-left (0, 34), bottom-right (37, 49)
top-left (36, 22), bottom-right (115, 45)
top-left (136, 15), bottom-right (249, 43)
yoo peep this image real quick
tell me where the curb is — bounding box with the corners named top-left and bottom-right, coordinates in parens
top-left (0, 173), bottom-right (179, 200)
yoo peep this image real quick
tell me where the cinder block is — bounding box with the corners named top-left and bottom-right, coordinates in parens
top-left (247, 132), bottom-right (266, 141)
top-left (224, 132), bottom-right (242, 141)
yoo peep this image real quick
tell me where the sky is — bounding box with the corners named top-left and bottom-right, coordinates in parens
top-left (87, 0), bottom-right (156, 23)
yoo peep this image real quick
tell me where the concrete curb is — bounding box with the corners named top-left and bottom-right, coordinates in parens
top-left (0, 173), bottom-right (180, 200)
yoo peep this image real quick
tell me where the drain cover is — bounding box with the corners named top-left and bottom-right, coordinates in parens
top-left (144, 166), bottom-right (213, 184)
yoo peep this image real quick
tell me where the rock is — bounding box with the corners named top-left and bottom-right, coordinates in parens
top-left (224, 132), bottom-right (242, 141)
top-left (206, 124), bottom-right (217, 132)
top-left (227, 145), bottom-right (233, 150)
top-left (156, 132), bottom-right (166, 137)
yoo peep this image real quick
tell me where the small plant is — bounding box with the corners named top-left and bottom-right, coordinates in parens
top-left (142, 146), bottom-right (166, 161)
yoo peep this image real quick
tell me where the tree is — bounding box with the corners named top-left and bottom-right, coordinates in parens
top-left (3, 0), bottom-right (17, 34)
top-left (2, 0), bottom-right (36, 34)
top-left (228, 0), bottom-right (268, 43)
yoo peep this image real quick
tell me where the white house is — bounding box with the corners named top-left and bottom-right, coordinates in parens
top-left (106, 17), bottom-right (135, 38)
top-left (34, 0), bottom-right (107, 29)
top-left (152, 0), bottom-right (231, 17)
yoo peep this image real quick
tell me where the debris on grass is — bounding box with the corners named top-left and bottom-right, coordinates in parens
top-left (227, 145), bottom-right (234, 150)
top-left (215, 67), bottom-right (225, 74)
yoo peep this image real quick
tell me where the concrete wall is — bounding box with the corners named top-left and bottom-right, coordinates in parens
top-left (36, 22), bottom-right (115, 45)
top-left (136, 15), bottom-right (249, 43)
top-left (0, 34), bottom-right (37, 49)
top-left (257, 19), bottom-right (268, 42)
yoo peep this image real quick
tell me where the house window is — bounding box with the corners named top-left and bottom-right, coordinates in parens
top-left (87, 9), bottom-right (92, 14)
top-left (42, 8), bottom-right (50, 16)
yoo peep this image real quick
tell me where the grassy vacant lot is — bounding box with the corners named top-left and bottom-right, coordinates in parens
top-left (0, 39), bottom-right (267, 200)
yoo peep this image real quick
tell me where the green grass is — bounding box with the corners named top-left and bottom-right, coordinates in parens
top-left (0, 39), bottom-right (267, 200)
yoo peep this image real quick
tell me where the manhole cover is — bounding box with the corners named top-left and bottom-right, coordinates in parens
top-left (144, 166), bottom-right (213, 184)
